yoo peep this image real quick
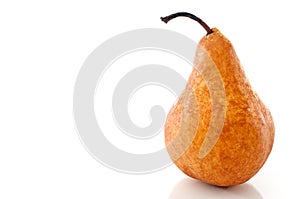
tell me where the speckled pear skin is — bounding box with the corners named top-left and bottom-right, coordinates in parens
top-left (165, 28), bottom-right (275, 187)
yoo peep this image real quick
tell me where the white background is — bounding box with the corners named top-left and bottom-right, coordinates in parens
top-left (1, 0), bottom-right (299, 198)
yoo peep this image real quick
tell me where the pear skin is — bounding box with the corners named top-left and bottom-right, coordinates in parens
top-left (162, 13), bottom-right (275, 187)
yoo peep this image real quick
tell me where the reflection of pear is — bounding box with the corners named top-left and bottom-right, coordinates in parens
top-left (162, 12), bottom-right (275, 187)
top-left (169, 178), bottom-right (263, 199)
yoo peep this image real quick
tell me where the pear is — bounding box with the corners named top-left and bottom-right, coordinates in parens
top-left (161, 12), bottom-right (274, 187)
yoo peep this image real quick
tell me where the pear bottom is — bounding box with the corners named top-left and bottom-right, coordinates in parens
top-left (164, 73), bottom-right (275, 187)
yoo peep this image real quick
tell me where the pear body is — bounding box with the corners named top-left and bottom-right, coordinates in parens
top-left (165, 28), bottom-right (274, 187)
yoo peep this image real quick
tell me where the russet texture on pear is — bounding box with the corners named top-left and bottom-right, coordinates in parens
top-left (163, 13), bottom-right (275, 187)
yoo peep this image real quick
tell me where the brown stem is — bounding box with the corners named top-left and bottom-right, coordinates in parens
top-left (160, 12), bottom-right (213, 35)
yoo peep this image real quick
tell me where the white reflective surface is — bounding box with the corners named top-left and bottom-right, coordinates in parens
top-left (169, 178), bottom-right (262, 199)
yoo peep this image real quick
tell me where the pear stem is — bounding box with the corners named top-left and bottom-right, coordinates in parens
top-left (160, 12), bottom-right (213, 35)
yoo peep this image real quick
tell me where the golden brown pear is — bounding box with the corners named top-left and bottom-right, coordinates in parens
top-left (161, 12), bottom-right (275, 187)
